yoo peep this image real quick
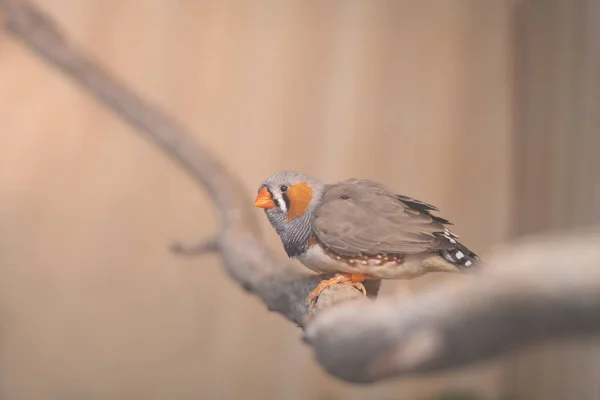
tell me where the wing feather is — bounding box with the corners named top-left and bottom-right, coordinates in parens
top-left (313, 179), bottom-right (454, 257)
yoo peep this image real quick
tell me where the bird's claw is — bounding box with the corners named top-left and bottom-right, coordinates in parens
top-left (352, 281), bottom-right (367, 296)
top-left (306, 274), bottom-right (367, 309)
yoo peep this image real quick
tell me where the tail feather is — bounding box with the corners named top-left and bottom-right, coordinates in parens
top-left (436, 229), bottom-right (479, 269)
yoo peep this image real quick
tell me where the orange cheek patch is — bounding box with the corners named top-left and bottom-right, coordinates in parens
top-left (286, 182), bottom-right (313, 221)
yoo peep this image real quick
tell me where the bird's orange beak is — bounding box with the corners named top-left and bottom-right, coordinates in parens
top-left (254, 186), bottom-right (275, 209)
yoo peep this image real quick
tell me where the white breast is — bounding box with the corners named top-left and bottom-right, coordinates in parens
top-left (297, 244), bottom-right (340, 273)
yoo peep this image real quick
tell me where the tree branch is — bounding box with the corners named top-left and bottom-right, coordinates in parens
top-left (305, 228), bottom-right (600, 381)
top-left (2, 0), bottom-right (600, 384)
top-left (0, 0), bottom-right (380, 326)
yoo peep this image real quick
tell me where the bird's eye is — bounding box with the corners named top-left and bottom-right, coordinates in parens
top-left (280, 185), bottom-right (288, 192)
top-left (340, 195), bottom-right (350, 200)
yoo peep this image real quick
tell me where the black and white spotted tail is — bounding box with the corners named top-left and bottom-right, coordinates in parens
top-left (436, 229), bottom-right (479, 269)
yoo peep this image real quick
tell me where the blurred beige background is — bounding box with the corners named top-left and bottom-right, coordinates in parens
top-left (0, 1), bottom-right (598, 399)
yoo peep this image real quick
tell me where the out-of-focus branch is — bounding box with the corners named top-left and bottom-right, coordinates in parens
top-left (305, 229), bottom-right (600, 381)
top-left (2, 0), bottom-right (600, 384)
top-left (0, 0), bottom-right (380, 327)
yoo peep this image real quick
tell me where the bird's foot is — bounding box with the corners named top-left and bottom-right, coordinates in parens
top-left (306, 273), bottom-right (367, 308)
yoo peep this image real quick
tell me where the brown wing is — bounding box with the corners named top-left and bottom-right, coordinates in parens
top-left (313, 179), bottom-right (454, 257)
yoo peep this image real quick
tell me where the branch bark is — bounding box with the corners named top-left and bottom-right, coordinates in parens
top-left (2, 0), bottom-right (600, 384)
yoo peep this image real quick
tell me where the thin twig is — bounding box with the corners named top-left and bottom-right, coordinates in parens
top-left (170, 237), bottom-right (220, 256)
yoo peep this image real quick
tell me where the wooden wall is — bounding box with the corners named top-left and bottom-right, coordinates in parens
top-left (7, 1), bottom-right (593, 399)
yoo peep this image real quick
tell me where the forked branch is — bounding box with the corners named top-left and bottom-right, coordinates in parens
top-left (0, 0), bottom-right (379, 326)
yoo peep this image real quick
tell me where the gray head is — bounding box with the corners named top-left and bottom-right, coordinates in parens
top-left (254, 170), bottom-right (326, 257)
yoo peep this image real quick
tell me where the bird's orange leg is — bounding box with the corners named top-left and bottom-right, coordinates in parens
top-left (306, 273), bottom-right (369, 306)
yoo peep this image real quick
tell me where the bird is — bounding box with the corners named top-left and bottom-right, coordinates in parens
top-left (254, 170), bottom-right (479, 306)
